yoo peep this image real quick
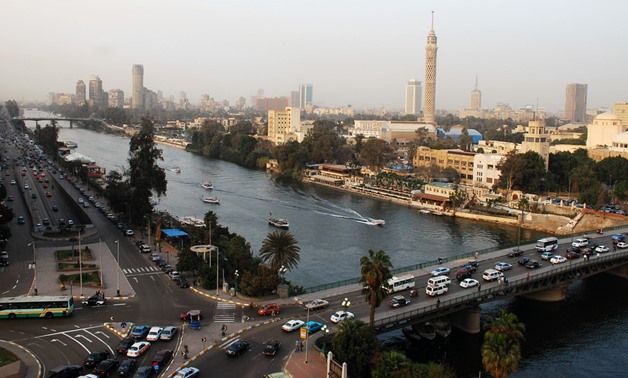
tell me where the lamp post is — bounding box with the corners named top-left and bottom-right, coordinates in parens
top-left (78, 229), bottom-right (83, 296)
top-left (279, 265), bottom-right (287, 284)
top-left (294, 296), bottom-right (311, 364)
top-left (28, 242), bottom-right (37, 295)
top-left (234, 270), bottom-right (239, 294)
top-left (115, 240), bottom-right (120, 297)
top-left (321, 325), bottom-right (329, 353)
top-left (342, 297), bottom-right (351, 312)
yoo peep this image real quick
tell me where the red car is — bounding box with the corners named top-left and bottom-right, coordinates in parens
top-left (257, 303), bottom-right (281, 316)
top-left (46, 192), bottom-right (53, 197)
top-left (566, 251), bottom-right (580, 259)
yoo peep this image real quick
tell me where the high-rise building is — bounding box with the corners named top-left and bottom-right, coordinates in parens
top-left (299, 84), bottom-right (313, 109)
top-left (613, 103), bottom-right (628, 126)
top-left (565, 83), bottom-right (587, 123)
top-left (423, 12), bottom-right (438, 123)
top-left (471, 76), bottom-right (481, 110)
top-left (75, 80), bottom-right (86, 105)
top-left (132, 64), bottom-right (144, 111)
top-left (405, 80), bottom-right (422, 115)
top-left (290, 91), bottom-right (300, 108)
top-left (521, 119), bottom-right (550, 169)
top-left (88, 75), bottom-right (103, 108)
top-left (267, 107), bottom-right (301, 145)
top-left (108, 89), bottom-right (124, 108)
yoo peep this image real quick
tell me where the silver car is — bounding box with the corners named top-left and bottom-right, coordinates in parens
top-left (160, 326), bottom-right (178, 341)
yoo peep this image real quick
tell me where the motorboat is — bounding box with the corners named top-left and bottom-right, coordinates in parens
top-left (201, 181), bottom-right (213, 190)
top-left (172, 167), bottom-right (181, 174)
top-left (418, 209), bottom-right (431, 214)
top-left (415, 322), bottom-right (436, 341)
top-left (178, 216), bottom-right (205, 228)
top-left (401, 327), bottom-right (422, 343)
top-left (268, 214), bottom-right (289, 229)
top-left (368, 218), bottom-right (385, 226)
top-left (433, 318), bottom-right (451, 338)
top-left (202, 196), bottom-right (220, 204)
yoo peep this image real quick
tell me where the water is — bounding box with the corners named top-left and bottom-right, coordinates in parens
top-left (22, 111), bottom-right (628, 376)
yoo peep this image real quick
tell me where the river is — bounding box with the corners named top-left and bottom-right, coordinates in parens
top-left (22, 111), bottom-right (628, 376)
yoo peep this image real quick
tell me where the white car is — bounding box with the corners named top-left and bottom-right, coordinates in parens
top-left (595, 245), bottom-right (610, 253)
top-left (304, 299), bottom-right (329, 310)
top-left (494, 262), bottom-right (513, 271)
top-left (174, 367), bottom-right (200, 378)
top-left (459, 278), bottom-right (479, 288)
top-left (430, 267), bottom-right (450, 276)
top-left (572, 238), bottom-right (589, 248)
top-left (330, 310), bottom-right (355, 323)
top-left (145, 326), bottom-right (163, 341)
top-left (616, 241), bottom-right (628, 249)
top-left (160, 326), bottom-right (178, 341)
top-left (282, 319), bottom-right (305, 332)
top-left (550, 255), bottom-right (567, 265)
top-left (126, 341), bottom-right (151, 357)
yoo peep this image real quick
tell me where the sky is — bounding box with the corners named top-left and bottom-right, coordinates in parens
top-left (1, 0), bottom-right (627, 114)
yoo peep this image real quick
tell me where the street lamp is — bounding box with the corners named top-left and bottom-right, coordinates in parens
top-left (321, 325), bottom-right (329, 353)
top-left (28, 242), bottom-right (37, 295)
top-left (78, 229), bottom-right (83, 296)
top-left (342, 297), bottom-right (351, 312)
top-left (115, 240), bottom-right (120, 297)
top-left (294, 296), bottom-right (311, 364)
top-left (279, 265), bottom-right (287, 284)
top-left (234, 270), bottom-right (239, 294)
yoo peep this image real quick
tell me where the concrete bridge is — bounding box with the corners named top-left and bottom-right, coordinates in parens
top-left (12, 116), bottom-right (104, 128)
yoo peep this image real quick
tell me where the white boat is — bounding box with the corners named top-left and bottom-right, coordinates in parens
top-left (416, 321), bottom-right (436, 341)
top-left (201, 181), bottom-right (213, 190)
top-left (358, 218), bottom-right (385, 226)
top-left (172, 167), bottom-right (181, 174)
top-left (179, 216), bottom-right (205, 228)
top-left (64, 141), bottom-right (78, 149)
top-left (418, 209), bottom-right (431, 214)
top-left (431, 210), bottom-right (444, 216)
top-left (202, 196), bottom-right (219, 204)
top-left (268, 214), bottom-right (289, 229)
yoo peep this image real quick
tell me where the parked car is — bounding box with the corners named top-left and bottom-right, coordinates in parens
top-left (116, 337), bottom-right (139, 355)
top-left (126, 341), bottom-right (151, 358)
top-left (151, 349), bottom-right (173, 371)
top-left (301, 321), bottom-right (324, 335)
top-left (258, 303), bottom-right (281, 316)
top-left (176, 277), bottom-right (190, 288)
top-left (168, 271), bottom-right (181, 281)
top-left (130, 325), bottom-right (150, 339)
top-left (263, 340), bottom-right (281, 356)
top-left (430, 267), bottom-right (450, 276)
top-left (550, 255), bottom-right (567, 265)
top-left (117, 359), bottom-right (137, 376)
top-left (304, 299), bottom-right (329, 310)
top-left (330, 310), bottom-right (354, 323)
top-left (388, 295), bottom-right (411, 308)
top-left (83, 350), bottom-right (110, 368)
top-left (281, 319), bottom-right (305, 332)
top-left (46, 365), bottom-right (83, 378)
top-left (146, 327), bottom-right (163, 341)
top-left (160, 326), bottom-right (178, 341)
top-left (459, 278), bottom-right (479, 288)
top-left (93, 358), bottom-right (119, 377)
top-left (174, 367), bottom-right (200, 378)
top-left (132, 366), bottom-right (155, 378)
top-left (225, 340), bottom-right (250, 356)
top-left (526, 260), bottom-right (542, 269)
top-left (495, 262), bottom-right (513, 271)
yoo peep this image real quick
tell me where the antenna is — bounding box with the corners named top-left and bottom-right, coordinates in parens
top-left (475, 75), bottom-right (478, 90)
top-left (431, 11), bottom-right (435, 31)
top-left (535, 97), bottom-right (539, 121)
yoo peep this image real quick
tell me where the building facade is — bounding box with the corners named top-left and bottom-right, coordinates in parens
top-left (405, 79), bottom-right (422, 115)
top-left (565, 83), bottom-right (587, 123)
top-left (521, 119), bottom-right (550, 169)
top-left (413, 146), bottom-right (475, 184)
top-left (586, 112), bottom-right (625, 148)
top-left (613, 103), bottom-right (628, 126)
top-left (88, 75), bottom-right (103, 108)
top-left (132, 64), bottom-right (144, 111)
top-left (473, 153), bottom-right (505, 188)
top-left (75, 80), bottom-right (86, 105)
top-left (299, 84), bottom-right (313, 110)
top-left (470, 77), bottom-right (481, 110)
top-left (267, 107), bottom-right (301, 145)
top-left (423, 12), bottom-right (438, 123)
top-left (108, 89), bottom-right (125, 108)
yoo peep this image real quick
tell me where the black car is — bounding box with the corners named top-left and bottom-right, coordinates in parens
top-left (117, 359), bottom-right (137, 376)
top-left (93, 358), bottom-right (119, 376)
top-left (46, 365), bottom-right (83, 378)
top-left (526, 260), bottom-right (542, 269)
top-left (388, 295), bottom-right (411, 308)
top-left (518, 257), bottom-right (531, 266)
top-left (116, 337), bottom-right (138, 355)
top-left (225, 340), bottom-right (250, 356)
top-left (82, 293), bottom-right (105, 307)
top-left (151, 349), bottom-right (173, 371)
top-left (133, 366), bottom-right (155, 378)
top-left (176, 277), bottom-right (190, 288)
top-left (52, 204), bottom-right (59, 211)
top-left (507, 249), bottom-right (523, 257)
top-left (83, 350), bottom-right (110, 368)
top-left (464, 260), bottom-right (480, 269)
top-left (263, 340), bottom-right (281, 356)
top-left (135, 240), bottom-right (145, 248)
top-left (455, 268), bottom-right (473, 281)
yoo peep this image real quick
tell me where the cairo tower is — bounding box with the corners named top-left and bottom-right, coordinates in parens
top-left (423, 12), bottom-right (438, 124)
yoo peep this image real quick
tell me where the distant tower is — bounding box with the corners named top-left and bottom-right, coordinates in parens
top-left (299, 84), bottom-right (313, 110)
top-left (522, 119), bottom-right (550, 169)
top-left (405, 79), bottom-right (422, 115)
top-left (470, 76), bottom-right (481, 110)
top-left (423, 11), bottom-right (438, 123)
top-left (88, 75), bottom-right (103, 108)
top-left (75, 80), bottom-right (86, 105)
top-left (132, 64), bottom-right (144, 111)
top-left (565, 83), bottom-right (587, 122)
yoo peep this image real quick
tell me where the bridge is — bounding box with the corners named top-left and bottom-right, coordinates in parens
top-left (12, 116), bottom-right (105, 128)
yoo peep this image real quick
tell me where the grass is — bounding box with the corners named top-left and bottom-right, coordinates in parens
top-left (59, 271), bottom-right (101, 287)
top-left (56, 247), bottom-right (94, 261)
top-left (0, 348), bottom-right (18, 367)
top-left (57, 262), bottom-right (98, 271)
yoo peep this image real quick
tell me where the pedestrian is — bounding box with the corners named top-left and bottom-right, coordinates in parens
top-left (474, 251), bottom-right (479, 260)
top-left (436, 298), bottom-right (441, 307)
top-left (613, 244), bottom-right (617, 251)
top-left (271, 310), bottom-right (275, 317)
top-left (295, 339), bottom-right (300, 352)
top-left (221, 324), bottom-right (227, 337)
top-left (299, 340), bottom-right (304, 351)
top-left (527, 272), bottom-right (530, 280)
top-left (477, 284), bottom-right (481, 292)
top-left (437, 257), bottom-right (442, 264)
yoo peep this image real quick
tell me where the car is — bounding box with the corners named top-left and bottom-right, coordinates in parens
top-left (566, 251), bottom-right (580, 259)
top-left (146, 326), bottom-right (163, 341)
top-left (459, 278), bottom-right (479, 288)
top-left (176, 277), bottom-right (190, 288)
top-left (611, 234), bottom-right (626, 244)
top-left (151, 349), bottom-right (173, 371)
top-left (125, 229), bottom-right (135, 236)
top-left (93, 358), bottom-right (119, 377)
top-left (281, 319), bottom-right (305, 332)
top-left (10, 179), bottom-right (15, 185)
top-left (388, 295), bottom-right (411, 308)
top-left (83, 350), bottom-right (110, 368)
top-left (83, 201), bottom-right (90, 208)
top-left (430, 267), bottom-right (450, 276)
top-left (17, 216), bottom-right (25, 224)
top-left (541, 252), bottom-right (555, 260)
top-left (263, 340), bottom-right (281, 356)
top-left (595, 245), bottom-right (610, 253)
top-left (168, 270), bottom-right (181, 280)
top-left (160, 326), bottom-right (178, 341)
top-left (455, 268), bottom-right (473, 281)
top-left (7, 195), bottom-right (13, 201)
top-left (116, 337), bottom-right (139, 355)
top-left (140, 244), bottom-right (152, 253)
top-left (526, 260), bottom-right (542, 269)
top-left (24, 183), bottom-right (29, 189)
top-left (330, 310), bottom-right (355, 323)
top-left (149, 252), bottom-right (160, 261)
top-left (46, 192), bottom-right (52, 197)
top-left (47, 365), bottom-right (83, 378)
top-left (68, 219), bottom-right (74, 225)
top-left (258, 303), bottom-right (281, 315)
top-left (464, 260), bottom-right (480, 269)
top-left (161, 263), bottom-right (172, 272)
top-left (550, 255), bottom-right (567, 265)
top-left (225, 339), bottom-right (250, 356)
top-left (43, 183), bottom-right (49, 188)
top-left (507, 249), bottom-right (523, 257)
top-left (617, 241), bottom-right (628, 249)
top-left (174, 367), bottom-right (200, 378)
top-left (31, 193), bottom-right (37, 199)
top-left (495, 262), bottom-right (513, 271)
top-left (82, 293), bottom-right (105, 306)
top-left (132, 366), bottom-right (154, 378)
top-left (117, 359), bottom-right (137, 376)
top-left (572, 238), bottom-right (589, 248)
top-left (130, 325), bottom-right (150, 339)
top-left (518, 257), bottom-right (531, 266)
top-left (301, 321), bottom-right (324, 335)
top-left (126, 341), bottom-right (151, 358)
top-left (0, 252), bottom-right (9, 267)
top-left (52, 204), bottom-right (59, 211)
top-left (180, 309), bottom-right (202, 322)
top-left (304, 299), bottom-right (329, 310)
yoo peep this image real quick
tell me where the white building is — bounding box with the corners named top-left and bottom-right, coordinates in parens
top-left (586, 112), bottom-right (625, 148)
top-left (267, 107), bottom-right (301, 145)
top-left (473, 154), bottom-right (505, 188)
top-left (405, 79), bottom-right (422, 115)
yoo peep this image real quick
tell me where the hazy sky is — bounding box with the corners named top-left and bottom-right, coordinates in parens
top-left (2, 0), bottom-right (627, 114)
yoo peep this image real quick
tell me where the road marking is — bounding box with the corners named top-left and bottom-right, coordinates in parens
top-left (113, 303), bottom-right (126, 306)
top-left (75, 334), bottom-right (92, 343)
top-left (50, 338), bottom-right (67, 346)
top-left (86, 330), bottom-right (115, 355)
top-left (63, 333), bottom-right (90, 353)
top-left (133, 277), bottom-right (138, 283)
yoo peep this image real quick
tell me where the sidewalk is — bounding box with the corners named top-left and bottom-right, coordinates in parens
top-left (0, 340), bottom-right (41, 378)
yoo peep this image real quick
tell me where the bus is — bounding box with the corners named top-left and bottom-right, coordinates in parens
top-left (0, 295), bottom-right (74, 319)
top-left (535, 237), bottom-right (559, 252)
top-left (383, 274), bottom-right (415, 294)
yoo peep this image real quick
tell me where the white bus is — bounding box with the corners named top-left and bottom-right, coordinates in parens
top-left (0, 295), bottom-right (74, 319)
top-left (383, 274), bottom-right (415, 294)
top-left (535, 237), bottom-right (559, 252)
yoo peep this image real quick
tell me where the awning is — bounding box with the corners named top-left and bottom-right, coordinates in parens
top-left (161, 229), bottom-right (189, 237)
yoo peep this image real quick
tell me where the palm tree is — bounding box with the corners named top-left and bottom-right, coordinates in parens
top-left (259, 230), bottom-right (300, 272)
top-left (481, 309), bottom-right (526, 378)
top-left (486, 309), bottom-right (526, 341)
top-left (360, 249), bottom-right (392, 327)
top-left (371, 350), bottom-right (413, 378)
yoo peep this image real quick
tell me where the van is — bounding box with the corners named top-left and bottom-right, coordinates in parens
top-left (482, 269), bottom-right (504, 282)
top-left (425, 285), bottom-right (448, 296)
top-left (427, 276), bottom-right (451, 288)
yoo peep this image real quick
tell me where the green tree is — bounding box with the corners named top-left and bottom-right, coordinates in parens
top-left (372, 350), bottom-right (413, 378)
top-left (481, 309), bottom-right (525, 378)
top-left (458, 128), bottom-right (474, 151)
top-left (331, 319), bottom-right (379, 378)
top-left (497, 151), bottom-right (547, 193)
top-left (359, 139), bottom-right (394, 172)
top-left (127, 118), bottom-right (167, 225)
top-left (360, 249), bottom-right (392, 327)
top-left (259, 231), bottom-right (301, 272)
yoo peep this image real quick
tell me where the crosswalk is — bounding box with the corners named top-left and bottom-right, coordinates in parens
top-left (214, 302), bottom-right (236, 323)
top-left (122, 266), bottom-right (161, 275)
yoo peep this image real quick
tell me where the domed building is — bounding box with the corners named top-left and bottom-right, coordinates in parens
top-left (586, 112), bottom-right (625, 148)
top-left (611, 132), bottom-right (628, 151)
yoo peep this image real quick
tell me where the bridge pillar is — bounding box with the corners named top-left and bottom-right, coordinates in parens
top-left (449, 306), bottom-right (481, 334)
top-left (607, 264), bottom-right (628, 279)
top-left (70, 120), bottom-right (73, 128)
top-left (519, 284), bottom-right (568, 302)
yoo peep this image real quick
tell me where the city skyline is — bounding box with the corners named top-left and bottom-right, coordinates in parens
top-left (1, 0), bottom-right (627, 113)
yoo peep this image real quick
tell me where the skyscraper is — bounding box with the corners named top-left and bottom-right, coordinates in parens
top-left (299, 84), bottom-right (313, 110)
top-left (132, 64), bottom-right (144, 111)
top-left (565, 83), bottom-right (587, 123)
top-left (75, 80), bottom-right (86, 105)
top-left (405, 79), bottom-right (422, 115)
top-left (423, 12), bottom-right (438, 123)
top-left (88, 75), bottom-right (103, 108)
top-left (470, 76), bottom-right (481, 110)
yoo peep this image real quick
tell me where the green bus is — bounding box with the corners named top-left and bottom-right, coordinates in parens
top-left (0, 295), bottom-right (74, 319)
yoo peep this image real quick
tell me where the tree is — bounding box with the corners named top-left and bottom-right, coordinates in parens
top-left (259, 230), bottom-right (301, 272)
top-left (497, 151), bottom-right (547, 193)
top-left (360, 249), bottom-right (392, 327)
top-left (126, 118), bottom-right (167, 225)
top-left (359, 139), bottom-right (394, 172)
top-left (331, 319), bottom-right (379, 378)
top-left (458, 128), bottom-right (474, 152)
top-left (481, 309), bottom-right (525, 378)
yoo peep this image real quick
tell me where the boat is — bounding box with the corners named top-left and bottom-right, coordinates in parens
top-left (268, 213), bottom-right (289, 229)
top-left (178, 216), bottom-right (206, 228)
top-left (64, 141), bottom-right (78, 149)
top-left (431, 210), bottom-right (444, 216)
top-left (358, 217), bottom-right (385, 226)
top-left (418, 209), bottom-right (431, 214)
top-left (433, 318), bottom-right (451, 338)
top-left (201, 196), bottom-right (220, 204)
top-left (415, 321), bottom-right (436, 341)
top-left (172, 167), bottom-right (181, 174)
top-left (401, 327), bottom-right (422, 343)
top-left (201, 181), bottom-right (213, 190)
